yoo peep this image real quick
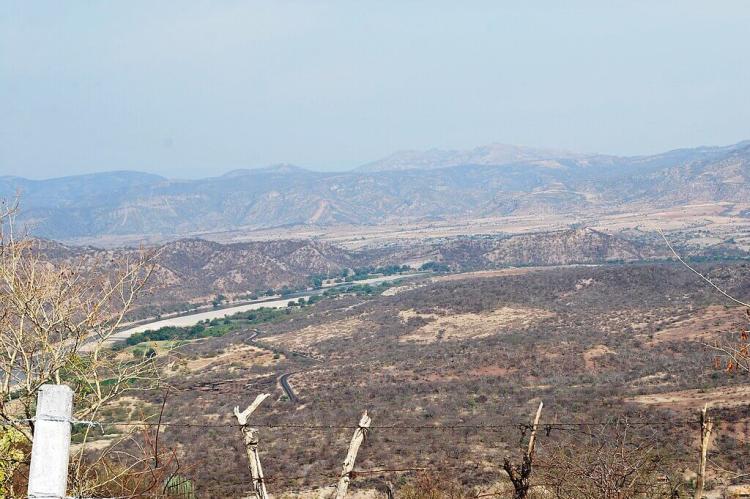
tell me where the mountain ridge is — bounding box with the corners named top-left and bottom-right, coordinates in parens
top-left (2, 141), bottom-right (749, 241)
top-left (37, 227), bottom-right (673, 317)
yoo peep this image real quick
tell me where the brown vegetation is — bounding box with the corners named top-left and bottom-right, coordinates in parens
top-left (98, 261), bottom-right (750, 497)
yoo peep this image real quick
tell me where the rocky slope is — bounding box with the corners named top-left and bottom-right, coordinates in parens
top-left (39, 238), bottom-right (359, 315)
top-left (364, 228), bottom-right (668, 270)
top-left (154, 238), bottom-right (357, 296)
top-left (38, 225), bottom-right (745, 317)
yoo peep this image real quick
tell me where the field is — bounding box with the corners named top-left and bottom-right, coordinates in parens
top-left (108, 261), bottom-right (750, 497)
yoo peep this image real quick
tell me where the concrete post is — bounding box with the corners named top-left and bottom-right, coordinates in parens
top-left (27, 384), bottom-right (74, 499)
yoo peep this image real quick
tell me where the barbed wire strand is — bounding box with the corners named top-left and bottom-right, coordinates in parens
top-left (0, 418), bottom-right (702, 430)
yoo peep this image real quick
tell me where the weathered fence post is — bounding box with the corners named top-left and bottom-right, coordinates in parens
top-left (27, 384), bottom-right (74, 499)
top-left (503, 401), bottom-right (544, 499)
top-left (694, 404), bottom-right (713, 499)
top-left (334, 411), bottom-right (371, 499)
top-left (526, 401), bottom-right (543, 461)
top-left (234, 393), bottom-right (270, 499)
top-left (384, 480), bottom-right (395, 499)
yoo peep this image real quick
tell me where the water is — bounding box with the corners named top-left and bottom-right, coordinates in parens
top-left (111, 273), bottom-right (421, 342)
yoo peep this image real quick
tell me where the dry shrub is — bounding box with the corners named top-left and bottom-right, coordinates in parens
top-left (397, 472), bottom-right (471, 499)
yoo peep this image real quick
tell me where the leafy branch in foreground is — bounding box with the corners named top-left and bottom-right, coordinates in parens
top-left (0, 199), bottom-right (165, 495)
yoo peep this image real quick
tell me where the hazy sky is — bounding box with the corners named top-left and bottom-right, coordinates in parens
top-left (2, 1), bottom-right (749, 179)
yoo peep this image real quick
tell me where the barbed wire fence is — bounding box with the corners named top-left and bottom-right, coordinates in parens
top-left (11, 383), bottom-right (746, 499)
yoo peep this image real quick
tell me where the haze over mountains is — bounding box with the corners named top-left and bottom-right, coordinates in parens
top-left (2, 141), bottom-right (749, 241)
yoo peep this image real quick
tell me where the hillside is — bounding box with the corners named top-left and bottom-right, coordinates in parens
top-left (3, 141), bottom-right (749, 241)
top-left (39, 238), bottom-right (359, 318)
top-left (116, 261), bottom-right (750, 496)
top-left (154, 238), bottom-right (357, 297)
top-left (39, 227), bottom-right (700, 322)
top-left (363, 228), bottom-right (668, 270)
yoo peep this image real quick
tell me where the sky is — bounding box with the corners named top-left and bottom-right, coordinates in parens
top-left (1, 1), bottom-right (750, 179)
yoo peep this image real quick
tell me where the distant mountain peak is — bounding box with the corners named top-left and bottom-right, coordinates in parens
top-left (221, 164), bottom-right (309, 177)
top-left (358, 143), bottom-right (588, 172)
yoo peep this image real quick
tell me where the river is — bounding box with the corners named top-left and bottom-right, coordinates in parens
top-left (111, 273), bottom-right (422, 343)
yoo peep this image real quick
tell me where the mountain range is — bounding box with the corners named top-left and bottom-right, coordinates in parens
top-left (2, 141), bottom-right (749, 241)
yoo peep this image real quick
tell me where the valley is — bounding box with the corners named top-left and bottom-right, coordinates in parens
top-left (97, 259), bottom-right (750, 497)
top-left (4, 170), bottom-right (750, 497)
top-left (6, 5), bottom-right (750, 497)
top-left (4, 141), bottom-right (750, 498)
top-left (114, 272), bottom-right (422, 343)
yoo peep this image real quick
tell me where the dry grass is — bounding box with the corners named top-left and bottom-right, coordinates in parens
top-left (180, 344), bottom-right (282, 374)
top-left (398, 307), bottom-right (554, 343)
top-left (582, 344), bottom-right (616, 369)
top-left (629, 384), bottom-right (750, 411)
top-left (627, 372), bottom-right (672, 389)
top-left (430, 267), bottom-right (543, 283)
top-left (264, 317), bottom-right (368, 356)
top-left (277, 487), bottom-right (381, 499)
top-left (645, 305), bottom-right (745, 345)
top-left (381, 283), bottom-right (425, 296)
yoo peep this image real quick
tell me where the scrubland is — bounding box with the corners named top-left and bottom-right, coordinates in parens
top-left (110, 262), bottom-right (750, 497)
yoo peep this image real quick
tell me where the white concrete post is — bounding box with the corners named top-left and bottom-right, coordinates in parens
top-left (27, 384), bottom-right (74, 499)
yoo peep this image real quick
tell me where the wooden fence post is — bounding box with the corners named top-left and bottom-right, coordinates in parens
top-left (27, 384), bottom-right (74, 499)
top-left (503, 401), bottom-right (543, 499)
top-left (526, 401), bottom-right (543, 461)
top-left (384, 480), bottom-right (395, 499)
top-left (234, 393), bottom-right (270, 499)
top-left (694, 404), bottom-right (713, 499)
top-left (334, 411), bottom-right (372, 499)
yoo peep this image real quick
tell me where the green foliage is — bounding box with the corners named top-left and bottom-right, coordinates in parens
top-left (164, 475), bottom-right (196, 498)
top-left (121, 323), bottom-right (226, 348)
top-left (419, 261), bottom-right (450, 272)
top-left (0, 427), bottom-right (26, 497)
top-left (211, 294), bottom-right (227, 308)
top-left (118, 274), bottom-right (409, 350)
top-left (307, 294), bottom-right (322, 305)
top-left (120, 306), bottom-right (296, 349)
top-left (352, 264), bottom-right (412, 278)
top-left (322, 282), bottom-right (381, 298)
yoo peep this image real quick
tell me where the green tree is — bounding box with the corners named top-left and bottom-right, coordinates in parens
top-left (0, 427), bottom-right (25, 498)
